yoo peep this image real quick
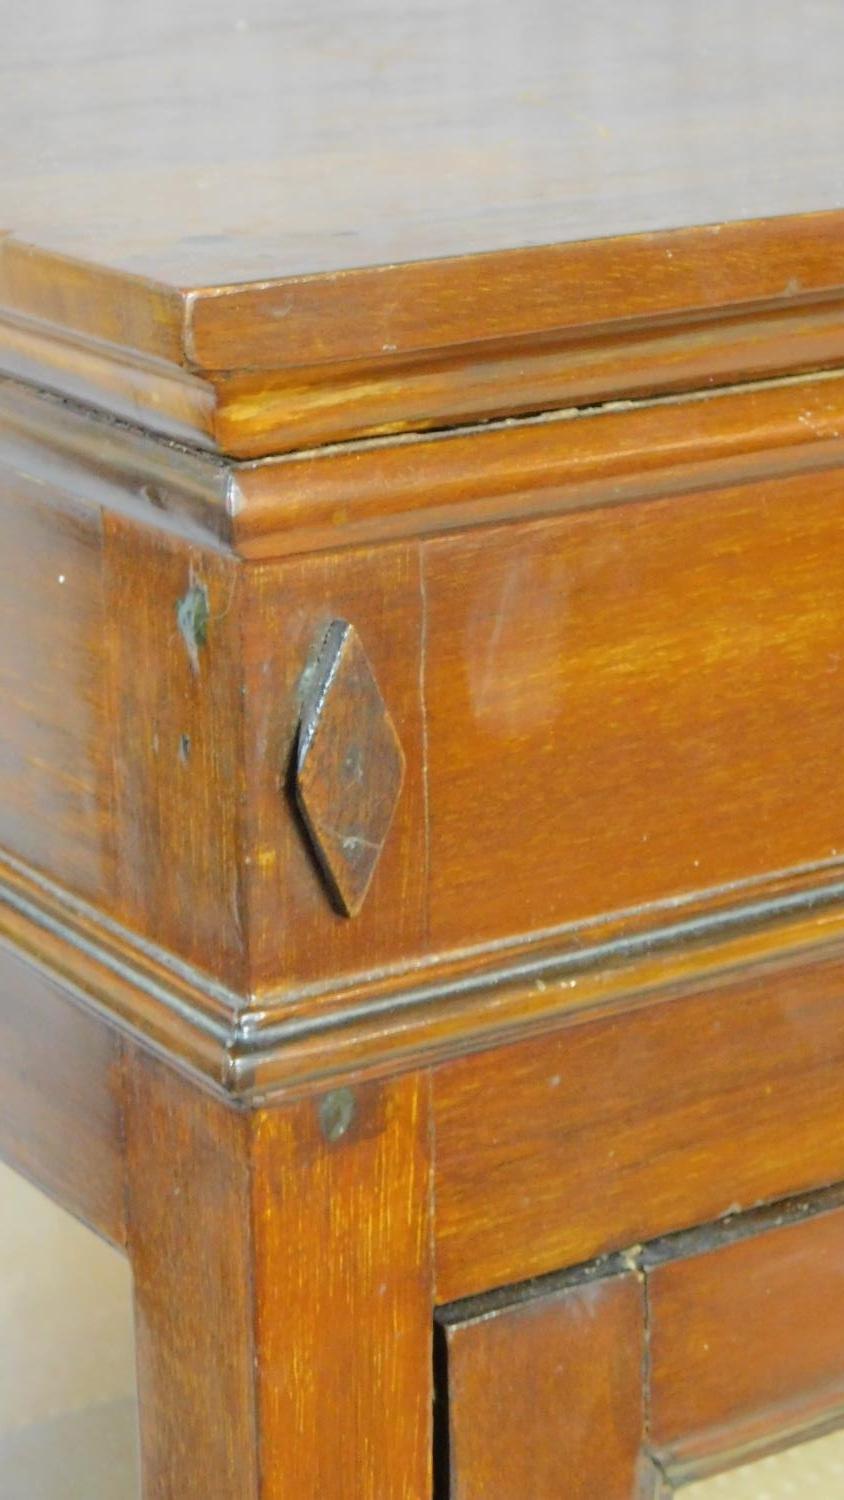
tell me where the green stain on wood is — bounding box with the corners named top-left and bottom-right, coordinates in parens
top-left (177, 581), bottom-right (210, 673)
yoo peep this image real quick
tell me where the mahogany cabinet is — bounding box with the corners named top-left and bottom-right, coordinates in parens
top-left (5, 3), bottom-right (844, 1495)
top-left (440, 1192), bottom-right (844, 1497)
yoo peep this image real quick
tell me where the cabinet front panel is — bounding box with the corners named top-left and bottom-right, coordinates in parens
top-left (424, 468), bottom-right (844, 951)
top-left (437, 1194), bottom-right (844, 1498)
top-left (434, 955), bottom-right (844, 1300)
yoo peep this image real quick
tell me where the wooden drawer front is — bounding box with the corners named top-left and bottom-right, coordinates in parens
top-left (437, 1195), bottom-right (844, 1498)
top-left (648, 1203), bottom-right (844, 1479)
top-left (423, 467), bottom-right (844, 951)
top-left (438, 1268), bottom-right (645, 1500)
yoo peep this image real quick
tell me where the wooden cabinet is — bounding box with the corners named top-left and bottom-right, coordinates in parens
top-left (439, 1264), bottom-right (646, 1499)
top-left (439, 1194), bottom-right (844, 1497)
top-left (5, 3), bottom-right (844, 1495)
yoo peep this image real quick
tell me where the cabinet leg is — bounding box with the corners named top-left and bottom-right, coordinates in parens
top-left (124, 1049), bottom-right (434, 1499)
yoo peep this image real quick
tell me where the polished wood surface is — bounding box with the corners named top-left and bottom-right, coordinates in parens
top-left (2, 1), bottom-right (843, 285)
top-left (9, 976), bottom-right (844, 1498)
top-left (0, 479), bottom-right (110, 903)
top-left (125, 1049), bottom-right (259, 1499)
top-left (232, 369), bottom-right (844, 557)
top-left (433, 951), bottom-right (844, 1300)
top-left (241, 540), bottom-right (427, 992)
top-left (103, 515), bottom-right (247, 986)
top-left (440, 1268), bottom-right (645, 1499)
top-left (648, 1202), bottom-right (844, 1478)
top-left (437, 1189), bottom-right (844, 1496)
top-left (4, 219), bottom-right (844, 461)
top-left (4, 2), bottom-right (844, 455)
top-left (423, 465), bottom-right (844, 953)
top-left (9, 372), bottom-right (844, 1004)
top-left (5, 13), bottom-right (844, 1490)
top-left (124, 1048), bottom-right (433, 1499)
top-left (5, 211), bottom-right (844, 459)
top-left (253, 1077), bottom-right (432, 1500)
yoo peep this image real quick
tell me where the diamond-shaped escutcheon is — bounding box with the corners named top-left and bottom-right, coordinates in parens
top-left (295, 621), bottom-right (405, 917)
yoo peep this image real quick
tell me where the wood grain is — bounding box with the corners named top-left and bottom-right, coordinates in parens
top-left (11, 372), bottom-right (844, 999)
top-left (251, 1075), bottom-right (433, 1500)
top-left (103, 515), bottom-right (247, 987)
top-left (124, 1048), bottom-right (259, 1500)
top-left (207, 292), bottom-right (844, 458)
top-left (433, 950), bottom-right (844, 1301)
top-left (439, 1268), bottom-right (646, 1499)
top-left (5, 0), bottom-right (844, 457)
top-left (0, 378), bottom-right (231, 545)
top-left (234, 370), bottom-right (844, 558)
top-left (422, 464), bottom-right (844, 955)
top-left (0, 400), bottom-right (250, 987)
top-left (648, 1202), bottom-right (844, 1479)
top-left (8, 357), bottom-right (844, 1074)
top-left (0, 942), bottom-right (125, 1245)
top-left (7, 8), bottom-right (844, 1485)
top-left (434, 1190), bottom-right (844, 1496)
top-left (11, 360), bottom-right (844, 564)
top-left (182, 210), bottom-right (844, 372)
top-left (234, 883), bottom-right (844, 1098)
top-left (2, 0), bottom-right (844, 294)
top-left (0, 476), bottom-right (111, 902)
top-left (0, 308), bottom-right (215, 451)
top-left (125, 1052), bottom-right (432, 1498)
top-left (5, 217), bottom-right (844, 459)
top-left (240, 540), bottom-right (426, 991)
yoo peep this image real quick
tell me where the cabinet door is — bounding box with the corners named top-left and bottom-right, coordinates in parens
top-left (437, 1192), bottom-right (844, 1497)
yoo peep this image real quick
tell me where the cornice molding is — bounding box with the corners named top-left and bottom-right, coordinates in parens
top-left (6, 368), bottom-right (844, 562)
top-left (0, 376), bottom-right (234, 548)
top-left (4, 211), bottom-right (844, 459)
top-left (233, 367), bottom-right (844, 559)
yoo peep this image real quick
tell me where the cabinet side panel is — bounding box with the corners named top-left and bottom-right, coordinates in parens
top-left (103, 515), bottom-right (246, 984)
top-left (0, 474), bottom-right (112, 900)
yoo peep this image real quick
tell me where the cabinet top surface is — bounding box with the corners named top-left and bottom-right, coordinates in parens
top-left (4, 0), bottom-right (844, 289)
top-left (3, 0), bottom-right (844, 451)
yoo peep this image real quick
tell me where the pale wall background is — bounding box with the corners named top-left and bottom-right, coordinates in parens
top-left (0, 1161), bottom-right (138, 1496)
